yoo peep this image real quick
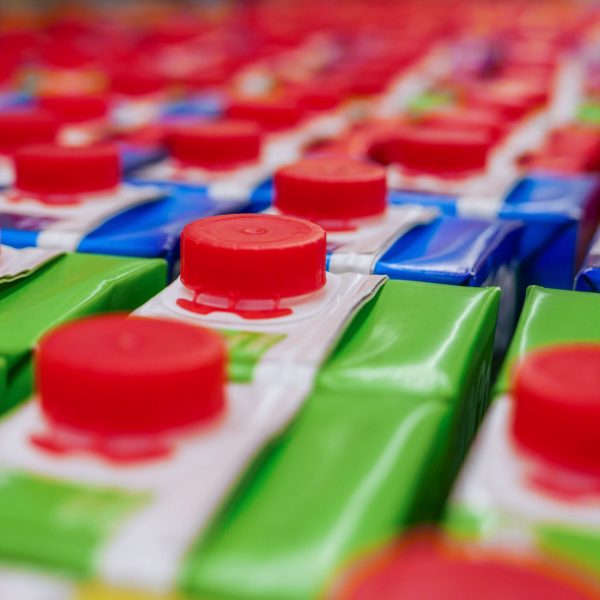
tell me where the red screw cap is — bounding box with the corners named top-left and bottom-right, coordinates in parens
top-left (369, 125), bottom-right (493, 176)
top-left (110, 67), bottom-right (167, 97)
top-left (39, 94), bottom-right (109, 124)
top-left (512, 345), bottom-right (600, 475)
top-left (15, 143), bottom-right (121, 198)
top-left (181, 214), bottom-right (326, 302)
top-left (421, 108), bottom-right (506, 143)
top-left (226, 98), bottom-right (304, 132)
top-left (285, 83), bottom-right (342, 112)
top-left (274, 158), bottom-right (387, 228)
top-left (175, 63), bottom-right (229, 91)
top-left (466, 81), bottom-right (548, 121)
top-left (167, 120), bottom-right (262, 169)
top-left (36, 315), bottom-right (226, 439)
top-left (0, 110), bottom-right (59, 155)
top-left (333, 535), bottom-right (599, 600)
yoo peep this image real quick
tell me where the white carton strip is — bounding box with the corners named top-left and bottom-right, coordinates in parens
top-left (327, 205), bottom-right (439, 274)
top-left (0, 244), bottom-right (63, 282)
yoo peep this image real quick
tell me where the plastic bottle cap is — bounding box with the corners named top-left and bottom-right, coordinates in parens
top-left (274, 158), bottom-right (387, 227)
top-left (466, 81), bottom-right (548, 121)
top-left (512, 345), bottom-right (600, 475)
top-left (15, 144), bottom-right (121, 198)
top-left (181, 214), bottom-right (326, 302)
top-left (39, 40), bottom-right (97, 69)
top-left (0, 110), bottom-right (59, 155)
top-left (176, 64), bottom-right (229, 90)
top-left (286, 84), bottom-right (342, 111)
top-left (421, 109), bottom-right (505, 143)
top-left (225, 98), bottom-right (304, 132)
top-left (370, 125), bottom-right (493, 175)
top-left (347, 64), bottom-right (397, 96)
top-left (39, 94), bottom-right (109, 124)
top-left (167, 121), bottom-right (262, 169)
top-left (36, 315), bottom-right (226, 438)
top-left (333, 536), bottom-right (598, 600)
top-left (110, 68), bottom-right (167, 97)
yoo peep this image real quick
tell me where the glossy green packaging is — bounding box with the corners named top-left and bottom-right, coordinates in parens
top-left (0, 278), bottom-right (499, 600)
top-left (0, 252), bottom-right (166, 411)
top-left (179, 279), bottom-right (499, 600)
top-left (445, 286), bottom-right (600, 583)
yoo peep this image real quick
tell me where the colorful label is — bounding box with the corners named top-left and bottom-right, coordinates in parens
top-left (0, 471), bottom-right (148, 576)
top-left (0, 185), bottom-right (163, 251)
top-left (220, 329), bottom-right (286, 383)
top-left (0, 212), bottom-right (60, 231)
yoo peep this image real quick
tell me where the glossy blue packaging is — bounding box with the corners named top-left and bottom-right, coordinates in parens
top-left (388, 173), bottom-right (600, 290)
top-left (324, 214), bottom-right (522, 348)
top-left (575, 227), bottom-right (600, 292)
top-left (0, 191), bottom-right (244, 279)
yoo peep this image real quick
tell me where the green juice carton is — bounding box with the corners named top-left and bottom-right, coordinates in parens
top-left (445, 286), bottom-right (600, 585)
top-left (0, 214), bottom-right (500, 600)
top-left (0, 244), bottom-right (165, 411)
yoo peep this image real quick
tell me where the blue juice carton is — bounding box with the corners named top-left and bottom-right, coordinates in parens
top-left (314, 53), bottom-right (599, 291)
top-left (267, 157), bottom-right (522, 346)
top-left (0, 142), bottom-right (244, 276)
top-left (381, 124), bottom-right (600, 290)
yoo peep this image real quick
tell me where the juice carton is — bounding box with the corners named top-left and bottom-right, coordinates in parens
top-left (576, 226), bottom-right (600, 292)
top-left (129, 120), bottom-right (297, 210)
top-left (178, 285), bottom-right (500, 600)
top-left (272, 157), bottom-right (522, 282)
top-left (0, 143), bottom-right (244, 277)
top-left (0, 211), bottom-right (499, 599)
top-left (128, 212), bottom-right (500, 599)
top-left (269, 157), bottom-right (522, 346)
top-left (390, 172), bottom-right (600, 291)
top-left (445, 286), bottom-right (600, 583)
top-left (0, 215), bottom-right (386, 593)
top-left (0, 244), bottom-right (165, 410)
top-left (310, 34), bottom-right (599, 291)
